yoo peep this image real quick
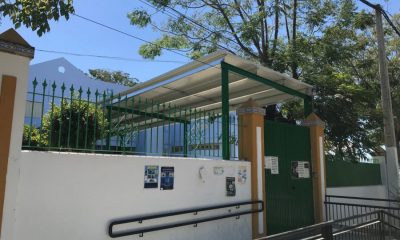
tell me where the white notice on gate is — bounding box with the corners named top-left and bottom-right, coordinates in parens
top-left (264, 156), bottom-right (272, 169)
top-left (265, 156), bottom-right (279, 174)
top-left (297, 161), bottom-right (310, 178)
top-left (271, 157), bottom-right (279, 174)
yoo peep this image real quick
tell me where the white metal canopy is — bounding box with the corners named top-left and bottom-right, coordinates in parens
top-left (118, 51), bottom-right (314, 113)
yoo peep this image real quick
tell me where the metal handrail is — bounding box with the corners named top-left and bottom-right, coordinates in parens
top-left (256, 221), bottom-right (334, 240)
top-left (325, 194), bottom-right (400, 203)
top-left (332, 210), bottom-right (381, 223)
top-left (259, 210), bottom-right (397, 240)
top-left (108, 200), bottom-right (263, 238)
top-left (324, 201), bottom-right (400, 210)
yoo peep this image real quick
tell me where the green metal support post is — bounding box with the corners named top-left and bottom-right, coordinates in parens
top-left (304, 96), bottom-right (313, 117)
top-left (183, 122), bottom-right (188, 157)
top-left (221, 62), bottom-right (230, 160)
top-left (106, 106), bottom-right (112, 150)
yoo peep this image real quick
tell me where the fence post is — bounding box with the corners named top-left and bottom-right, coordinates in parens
top-left (378, 211), bottom-right (385, 240)
top-left (183, 122), bottom-right (188, 157)
top-left (302, 113), bottom-right (326, 223)
top-left (237, 98), bottom-right (267, 238)
top-left (0, 29), bottom-right (34, 239)
top-left (321, 224), bottom-right (333, 240)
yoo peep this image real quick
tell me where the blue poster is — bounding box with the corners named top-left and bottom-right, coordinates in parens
top-left (160, 167), bottom-right (174, 190)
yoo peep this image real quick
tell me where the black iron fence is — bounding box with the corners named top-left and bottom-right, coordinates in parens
top-left (258, 210), bottom-right (400, 240)
top-left (325, 195), bottom-right (400, 226)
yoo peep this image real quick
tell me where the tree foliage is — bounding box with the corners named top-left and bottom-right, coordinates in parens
top-left (0, 0), bottom-right (74, 36)
top-left (88, 69), bottom-right (139, 87)
top-left (41, 99), bottom-right (107, 149)
top-left (128, 0), bottom-right (400, 160)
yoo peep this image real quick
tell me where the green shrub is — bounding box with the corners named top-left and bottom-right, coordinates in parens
top-left (22, 125), bottom-right (46, 147)
top-left (41, 100), bottom-right (107, 150)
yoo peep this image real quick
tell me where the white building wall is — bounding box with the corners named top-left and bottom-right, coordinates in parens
top-left (326, 185), bottom-right (388, 207)
top-left (14, 151), bottom-right (252, 240)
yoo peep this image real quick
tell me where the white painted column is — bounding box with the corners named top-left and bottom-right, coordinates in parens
top-left (0, 29), bottom-right (34, 240)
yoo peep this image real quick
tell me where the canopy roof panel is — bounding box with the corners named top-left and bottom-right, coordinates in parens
top-left (117, 51), bottom-right (314, 113)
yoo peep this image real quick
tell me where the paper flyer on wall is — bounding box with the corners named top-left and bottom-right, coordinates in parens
top-left (144, 165), bottom-right (159, 188)
top-left (237, 166), bottom-right (247, 184)
top-left (226, 177), bottom-right (236, 197)
top-left (160, 166), bottom-right (174, 190)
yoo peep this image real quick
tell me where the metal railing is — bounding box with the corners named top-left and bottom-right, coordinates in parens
top-left (259, 210), bottom-right (400, 240)
top-left (325, 195), bottom-right (400, 226)
top-left (23, 79), bottom-right (239, 159)
top-left (108, 200), bottom-right (263, 238)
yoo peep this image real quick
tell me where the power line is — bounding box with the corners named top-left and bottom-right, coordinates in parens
top-left (71, 12), bottom-right (229, 103)
top-left (71, 13), bottom-right (222, 70)
top-left (138, 0), bottom-right (237, 53)
top-left (359, 0), bottom-right (400, 37)
top-left (36, 49), bottom-right (187, 63)
top-left (380, 8), bottom-right (400, 37)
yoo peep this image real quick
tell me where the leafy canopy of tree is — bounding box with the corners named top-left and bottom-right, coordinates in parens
top-left (22, 99), bottom-right (107, 150)
top-left (88, 69), bottom-right (139, 87)
top-left (0, 0), bottom-right (74, 36)
top-left (42, 99), bottom-right (107, 149)
top-left (128, 0), bottom-right (400, 160)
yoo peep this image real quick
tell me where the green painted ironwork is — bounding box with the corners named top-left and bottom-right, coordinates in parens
top-left (220, 61), bottom-right (313, 160)
top-left (221, 64), bottom-right (230, 160)
top-left (221, 61), bottom-right (310, 99)
top-left (23, 79), bottom-right (239, 159)
top-left (304, 96), bottom-right (313, 117)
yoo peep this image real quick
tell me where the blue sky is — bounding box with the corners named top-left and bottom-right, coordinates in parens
top-left (0, 0), bottom-right (399, 82)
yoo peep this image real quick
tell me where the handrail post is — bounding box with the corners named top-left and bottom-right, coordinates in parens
top-left (321, 224), bottom-right (333, 240)
top-left (378, 211), bottom-right (385, 240)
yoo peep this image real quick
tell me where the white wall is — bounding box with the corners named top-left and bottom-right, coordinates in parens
top-left (14, 151), bottom-right (252, 240)
top-left (0, 51), bottom-right (31, 240)
top-left (325, 185), bottom-right (389, 220)
top-left (326, 185), bottom-right (388, 203)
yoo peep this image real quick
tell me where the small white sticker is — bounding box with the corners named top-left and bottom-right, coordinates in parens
top-left (213, 167), bottom-right (224, 175)
top-left (271, 158), bottom-right (279, 174)
top-left (265, 156), bottom-right (279, 174)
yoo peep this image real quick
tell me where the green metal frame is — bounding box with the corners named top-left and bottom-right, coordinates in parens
top-left (220, 61), bottom-right (313, 160)
top-left (106, 105), bottom-right (190, 124)
top-left (105, 105), bottom-right (190, 155)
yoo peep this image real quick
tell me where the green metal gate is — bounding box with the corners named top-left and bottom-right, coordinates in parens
top-left (264, 120), bottom-right (314, 235)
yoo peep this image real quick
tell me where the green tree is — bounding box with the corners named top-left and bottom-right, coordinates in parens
top-left (0, 0), bottom-right (74, 36)
top-left (22, 125), bottom-right (46, 147)
top-left (127, 0), bottom-right (399, 160)
top-left (88, 69), bottom-right (139, 87)
top-left (128, 0), bottom-right (335, 75)
top-left (41, 99), bottom-right (107, 150)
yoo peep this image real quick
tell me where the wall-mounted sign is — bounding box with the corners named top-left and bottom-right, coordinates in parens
top-left (144, 165), bottom-right (159, 188)
top-left (160, 167), bottom-right (174, 190)
top-left (213, 166), bottom-right (224, 176)
top-left (226, 177), bottom-right (236, 197)
top-left (265, 156), bottom-right (279, 174)
top-left (237, 166), bottom-right (247, 184)
top-left (291, 161), bottom-right (311, 179)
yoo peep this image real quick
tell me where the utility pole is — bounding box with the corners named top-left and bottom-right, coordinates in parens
top-left (375, 7), bottom-right (400, 198)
